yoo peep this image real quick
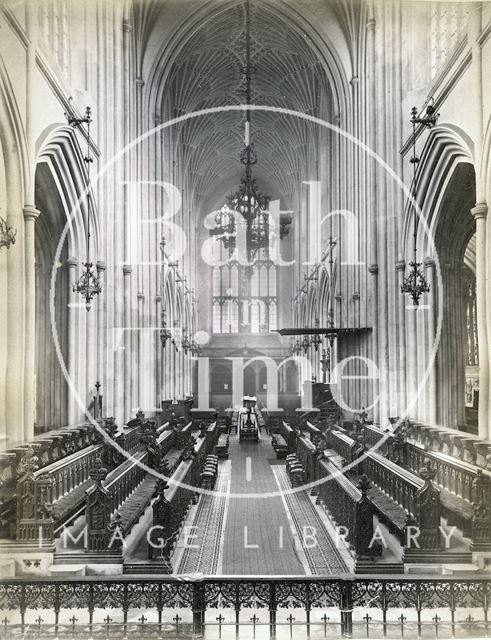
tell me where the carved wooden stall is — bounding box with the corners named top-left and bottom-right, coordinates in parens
top-left (148, 424), bottom-right (218, 566)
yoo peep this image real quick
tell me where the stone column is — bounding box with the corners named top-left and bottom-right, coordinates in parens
top-left (367, 7), bottom-right (379, 423)
top-left (66, 257), bottom-right (79, 425)
top-left (96, 261), bottom-right (106, 392)
top-left (23, 205), bottom-right (40, 441)
top-left (471, 203), bottom-right (489, 440)
top-left (155, 294), bottom-right (162, 411)
top-left (424, 257), bottom-right (437, 425)
top-left (406, 304), bottom-right (418, 421)
top-left (123, 265), bottom-right (132, 419)
top-left (396, 261), bottom-right (407, 418)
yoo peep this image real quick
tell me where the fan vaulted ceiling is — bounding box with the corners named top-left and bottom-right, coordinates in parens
top-left (155, 0), bottom-right (336, 215)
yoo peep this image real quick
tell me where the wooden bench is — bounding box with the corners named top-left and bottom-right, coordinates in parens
top-left (271, 435), bottom-right (288, 458)
top-left (215, 434), bottom-right (229, 459)
top-left (149, 434), bottom-right (212, 563)
top-left (16, 443), bottom-right (107, 542)
top-left (404, 445), bottom-right (482, 537)
top-left (325, 429), bottom-right (360, 465)
top-left (360, 451), bottom-right (424, 538)
top-left (273, 421), bottom-right (296, 452)
top-left (85, 424), bottom-right (194, 553)
top-left (317, 459), bottom-right (382, 565)
top-left (361, 423), bottom-right (489, 542)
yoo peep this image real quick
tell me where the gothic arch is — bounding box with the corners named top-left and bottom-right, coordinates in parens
top-left (36, 126), bottom-right (101, 260)
top-left (409, 128), bottom-right (477, 430)
top-left (33, 127), bottom-right (99, 431)
top-left (400, 125), bottom-right (474, 260)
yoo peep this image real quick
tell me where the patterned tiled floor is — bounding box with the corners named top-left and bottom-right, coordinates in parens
top-left (176, 461), bottom-right (231, 574)
top-left (273, 467), bottom-right (349, 575)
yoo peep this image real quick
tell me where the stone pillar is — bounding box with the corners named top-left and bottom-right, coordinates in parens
top-left (406, 304), bottom-right (418, 421)
top-left (367, 8), bottom-right (379, 424)
top-left (396, 261), bottom-right (407, 418)
top-left (66, 257), bottom-right (79, 425)
top-left (155, 294), bottom-right (162, 410)
top-left (96, 261), bottom-right (106, 391)
top-left (424, 258), bottom-right (437, 425)
top-left (123, 265), bottom-right (132, 420)
top-left (23, 205), bottom-right (40, 442)
top-left (471, 203), bottom-right (489, 440)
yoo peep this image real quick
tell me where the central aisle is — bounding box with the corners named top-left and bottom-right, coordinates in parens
top-left (221, 436), bottom-right (306, 575)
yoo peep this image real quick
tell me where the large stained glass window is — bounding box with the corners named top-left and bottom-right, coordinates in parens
top-left (211, 211), bottom-right (278, 334)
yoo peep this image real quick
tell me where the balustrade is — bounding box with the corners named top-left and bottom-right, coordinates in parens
top-left (0, 576), bottom-right (488, 638)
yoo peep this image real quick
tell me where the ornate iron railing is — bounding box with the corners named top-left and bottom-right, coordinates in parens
top-left (0, 577), bottom-right (488, 638)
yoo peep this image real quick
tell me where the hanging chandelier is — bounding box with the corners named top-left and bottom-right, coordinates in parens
top-left (311, 319), bottom-right (322, 351)
top-left (401, 102), bottom-right (439, 305)
top-left (223, 0), bottom-right (273, 260)
top-left (160, 314), bottom-right (172, 349)
top-left (181, 328), bottom-right (192, 355)
top-left (67, 106), bottom-right (102, 312)
top-left (0, 214), bottom-right (16, 250)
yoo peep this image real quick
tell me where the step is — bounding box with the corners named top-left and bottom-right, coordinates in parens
top-left (354, 561), bottom-right (405, 575)
top-left (53, 552), bottom-right (122, 565)
top-left (441, 563), bottom-right (480, 575)
top-left (49, 564), bottom-right (86, 576)
top-left (123, 562), bottom-right (171, 575)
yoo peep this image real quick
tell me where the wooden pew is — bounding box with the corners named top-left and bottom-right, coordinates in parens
top-left (16, 443), bottom-right (107, 542)
top-left (277, 421), bottom-right (297, 453)
top-left (84, 424), bottom-right (191, 553)
top-left (317, 458), bottom-right (382, 567)
top-left (271, 434), bottom-right (288, 459)
top-left (215, 434), bottom-right (229, 459)
top-left (325, 429), bottom-right (361, 465)
top-left (148, 430), bottom-right (215, 564)
top-left (361, 451), bottom-right (424, 538)
top-left (360, 423), bottom-right (490, 545)
top-left (404, 445), bottom-right (484, 540)
top-left (296, 436), bottom-right (316, 482)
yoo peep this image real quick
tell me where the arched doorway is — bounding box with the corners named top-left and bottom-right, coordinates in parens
top-left (34, 163), bottom-right (70, 431)
top-left (433, 162), bottom-right (477, 432)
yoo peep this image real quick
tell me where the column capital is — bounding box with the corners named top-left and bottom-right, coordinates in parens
top-left (96, 260), bottom-right (106, 272)
top-left (23, 205), bottom-right (40, 221)
top-left (424, 257), bottom-right (436, 268)
top-left (366, 17), bottom-right (375, 31)
top-left (66, 257), bottom-right (78, 268)
top-left (137, 292), bottom-right (145, 301)
top-left (471, 202), bottom-right (488, 220)
top-left (122, 19), bottom-right (132, 33)
top-left (155, 295), bottom-right (162, 303)
top-left (122, 264), bottom-right (132, 275)
top-left (368, 264), bottom-right (379, 274)
top-left (395, 260), bottom-right (406, 271)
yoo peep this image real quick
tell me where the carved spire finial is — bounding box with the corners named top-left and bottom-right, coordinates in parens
top-left (90, 457), bottom-right (108, 485)
top-left (419, 464), bottom-right (437, 483)
top-left (16, 446), bottom-right (40, 478)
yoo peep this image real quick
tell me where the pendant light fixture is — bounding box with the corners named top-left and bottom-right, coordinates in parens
top-left (401, 101), bottom-right (439, 305)
top-left (67, 106), bottom-right (102, 311)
